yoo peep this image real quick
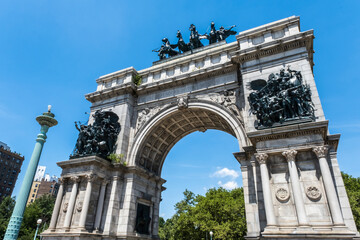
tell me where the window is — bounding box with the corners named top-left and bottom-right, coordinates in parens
top-left (35, 184), bottom-right (38, 187)
top-left (49, 190), bottom-right (52, 193)
top-left (33, 189), bottom-right (36, 192)
top-left (51, 185), bottom-right (53, 188)
top-left (32, 194), bottom-right (35, 197)
top-left (30, 199), bottom-right (33, 203)
top-left (5, 187), bottom-right (10, 192)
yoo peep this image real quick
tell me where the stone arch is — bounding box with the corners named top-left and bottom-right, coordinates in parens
top-left (128, 100), bottom-right (248, 176)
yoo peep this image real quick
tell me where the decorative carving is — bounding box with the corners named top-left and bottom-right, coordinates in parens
top-left (306, 186), bottom-right (322, 201)
top-left (196, 90), bottom-right (244, 124)
top-left (177, 95), bottom-right (188, 110)
top-left (313, 146), bottom-right (328, 158)
top-left (282, 149), bottom-right (298, 162)
top-left (136, 106), bottom-right (164, 131)
top-left (58, 177), bottom-right (66, 184)
top-left (248, 66), bottom-right (315, 128)
top-left (72, 110), bottom-right (121, 159)
top-left (62, 202), bottom-right (68, 212)
top-left (70, 176), bottom-right (80, 183)
top-left (85, 174), bottom-right (97, 182)
top-left (250, 127), bottom-right (325, 144)
top-left (254, 153), bottom-right (268, 165)
top-left (76, 201), bottom-right (83, 212)
top-left (276, 187), bottom-right (290, 202)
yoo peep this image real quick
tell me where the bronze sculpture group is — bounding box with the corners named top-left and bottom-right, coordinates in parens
top-left (153, 22), bottom-right (236, 60)
top-left (248, 67), bottom-right (315, 128)
top-left (72, 111), bottom-right (121, 158)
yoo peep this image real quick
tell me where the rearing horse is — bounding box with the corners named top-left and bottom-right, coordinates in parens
top-left (176, 30), bottom-right (192, 53)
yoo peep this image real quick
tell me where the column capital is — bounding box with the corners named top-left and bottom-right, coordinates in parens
top-left (70, 176), bottom-right (80, 183)
top-left (313, 146), bottom-right (328, 158)
top-left (102, 178), bottom-right (111, 186)
top-left (255, 153), bottom-right (268, 165)
top-left (84, 174), bottom-right (97, 182)
top-left (112, 175), bottom-right (120, 181)
top-left (282, 149), bottom-right (298, 162)
top-left (58, 177), bottom-right (67, 184)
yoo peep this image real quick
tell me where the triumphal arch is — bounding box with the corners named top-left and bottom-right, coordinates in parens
top-left (42, 16), bottom-right (359, 239)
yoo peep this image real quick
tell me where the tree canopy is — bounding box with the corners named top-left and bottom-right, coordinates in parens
top-left (159, 187), bottom-right (247, 240)
top-left (0, 194), bottom-right (55, 240)
top-left (342, 172), bottom-right (360, 230)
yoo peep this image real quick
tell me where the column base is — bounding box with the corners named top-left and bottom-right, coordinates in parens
top-left (261, 224), bottom-right (357, 239)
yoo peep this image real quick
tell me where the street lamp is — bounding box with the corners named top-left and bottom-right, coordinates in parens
top-left (4, 106), bottom-right (57, 240)
top-left (209, 231), bottom-right (213, 240)
top-left (33, 219), bottom-right (42, 240)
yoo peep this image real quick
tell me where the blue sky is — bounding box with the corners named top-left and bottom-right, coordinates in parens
top-left (0, 1), bottom-right (359, 219)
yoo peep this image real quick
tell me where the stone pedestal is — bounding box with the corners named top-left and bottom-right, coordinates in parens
top-left (41, 156), bottom-right (165, 240)
top-left (235, 121), bottom-right (359, 239)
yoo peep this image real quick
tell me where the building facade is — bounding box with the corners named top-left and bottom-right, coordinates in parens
top-left (37, 179), bottom-right (59, 198)
top-left (27, 174), bottom-right (59, 205)
top-left (0, 142), bottom-right (24, 202)
top-left (27, 181), bottom-right (41, 205)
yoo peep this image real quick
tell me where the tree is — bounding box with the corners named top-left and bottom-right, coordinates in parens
top-left (159, 188), bottom-right (246, 240)
top-left (342, 172), bottom-right (360, 230)
top-left (0, 196), bottom-right (16, 239)
top-left (18, 194), bottom-right (55, 240)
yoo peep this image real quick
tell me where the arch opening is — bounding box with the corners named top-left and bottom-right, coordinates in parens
top-left (133, 104), bottom-right (245, 176)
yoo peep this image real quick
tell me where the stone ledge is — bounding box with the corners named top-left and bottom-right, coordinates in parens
top-left (57, 155), bottom-right (113, 169)
top-left (246, 120), bottom-right (329, 144)
top-left (57, 155), bottom-right (166, 184)
top-left (85, 82), bottom-right (136, 103)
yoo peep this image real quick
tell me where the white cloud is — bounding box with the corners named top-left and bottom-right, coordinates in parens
top-left (212, 168), bottom-right (239, 179)
top-left (218, 181), bottom-right (238, 190)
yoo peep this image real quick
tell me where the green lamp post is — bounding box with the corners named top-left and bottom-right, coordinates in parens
top-left (4, 106), bottom-right (57, 240)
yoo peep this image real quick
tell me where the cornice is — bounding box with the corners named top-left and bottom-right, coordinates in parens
top-left (247, 120), bottom-right (328, 144)
top-left (85, 82), bottom-right (137, 103)
top-left (231, 30), bottom-right (314, 66)
top-left (57, 155), bottom-right (166, 184)
top-left (136, 63), bottom-right (237, 95)
top-left (236, 16), bottom-right (299, 40)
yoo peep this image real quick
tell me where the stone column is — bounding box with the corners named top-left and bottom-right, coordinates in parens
top-left (255, 153), bottom-right (277, 226)
top-left (282, 150), bottom-right (309, 226)
top-left (48, 177), bottom-right (65, 230)
top-left (63, 176), bottom-right (80, 229)
top-left (313, 146), bottom-right (344, 226)
top-left (94, 178), bottom-right (109, 231)
top-left (103, 176), bottom-right (119, 234)
top-left (78, 174), bottom-right (96, 230)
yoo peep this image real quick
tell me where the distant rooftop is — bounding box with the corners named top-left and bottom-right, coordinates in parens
top-left (0, 141), bottom-right (10, 151)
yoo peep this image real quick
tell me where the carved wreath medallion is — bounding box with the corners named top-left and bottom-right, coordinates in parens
top-left (63, 202), bottom-right (68, 212)
top-left (276, 187), bottom-right (290, 202)
top-left (76, 201), bottom-right (83, 212)
top-left (306, 186), bottom-right (321, 201)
